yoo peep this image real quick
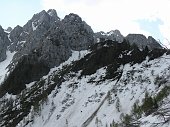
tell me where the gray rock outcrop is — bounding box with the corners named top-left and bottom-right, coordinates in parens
top-left (9, 25), bottom-right (29, 52)
top-left (0, 26), bottom-right (10, 62)
top-left (126, 34), bottom-right (162, 49)
top-left (5, 27), bottom-right (13, 33)
top-left (95, 31), bottom-right (162, 50)
top-left (61, 13), bottom-right (94, 50)
top-left (23, 10), bottom-right (60, 34)
top-left (147, 36), bottom-right (162, 49)
top-left (9, 10), bottom-right (61, 64)
top-left (95, 30), bottom-right (124, 43)
top-left (36, 13), bottom-right (95, 67)
top-left (33, 13), bottom-right (94, 67)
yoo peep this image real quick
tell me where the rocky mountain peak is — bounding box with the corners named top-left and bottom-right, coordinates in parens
top-left (61, 13), bottom-right (94, 50)
top-left (108, 29), bottom-right (122, 36)
top-left (5, 27), bottom-right (13, 33)
top-left (9, 25), bottom-right (29, 52)
top-left (126, 34), bottom-right (147, 47)
top-left (11, 25), bottom-right (23, 33)
top-left (23, 10), bottom-right (60, 33)
top-left (31, 10), bottom-right (50, 21)
top-left (35, 10), bottom-right (49, 21)
top-left (127, 33), bottom-right (146, 39)
top-left (95, 29), bottom-right (124, 43)
top-left (107, 29), bottom-right (124, 42)
top-left (9, 25), bottom-right (23, 44)
top-left (63, 13), bottom-right (82, 23)
top-left (47, 9), bottom-right (60, 20)
top-left (126, 34), bottom-right (162, 49)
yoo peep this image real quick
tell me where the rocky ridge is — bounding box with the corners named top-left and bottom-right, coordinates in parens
top-left (95, 30), bottom-right (162, 50)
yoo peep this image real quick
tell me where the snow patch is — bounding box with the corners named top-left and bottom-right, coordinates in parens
top-left (32, 21), bottom-right (38, 31)
top-left (7, 34), bottom-right (11, 42)
top-left (17, 41), bottom-right (26, 47)
top-left (0, 51), bottom-right (16, 84)
top-left (26, 81), bottom-right (36, 88)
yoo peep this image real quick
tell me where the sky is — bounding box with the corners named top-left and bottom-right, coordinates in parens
top-left (0, 0), bottom-right (170, 47)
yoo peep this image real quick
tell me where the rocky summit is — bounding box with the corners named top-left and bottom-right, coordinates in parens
top-left (0, 9), bottom-right (169, 127)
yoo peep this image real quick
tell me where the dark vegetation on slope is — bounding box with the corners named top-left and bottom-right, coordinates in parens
top-left (72, 39), bottom-right (167, 79)
top-left (111, 85), bottom-right (170, 127)
top-left (0, 64), bottom-right (71, 127)
top-left (0, 54), bottom-right (50, 97)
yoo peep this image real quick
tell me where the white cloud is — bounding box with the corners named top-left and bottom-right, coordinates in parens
top-left (42, 0), bottom-right (170, 46)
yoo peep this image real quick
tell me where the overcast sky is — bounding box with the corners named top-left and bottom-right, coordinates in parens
top-left (0, 0), bottom-right (170, 47)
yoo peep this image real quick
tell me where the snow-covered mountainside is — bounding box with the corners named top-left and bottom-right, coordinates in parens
top-left (0, 9), bottom-right (169, 127)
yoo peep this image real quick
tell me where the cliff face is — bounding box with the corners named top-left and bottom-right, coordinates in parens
top-left (0, 26), bottom-right (10, 62)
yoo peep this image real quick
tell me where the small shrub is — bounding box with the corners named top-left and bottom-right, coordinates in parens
top-left (155, 85), bottom-right (170, 103)
top-left (141, 92), bottom-right (158, 116)
top-left (154, 75), bottom-right (167, 87)
top-left (131, 101), bottom-right (142, 119)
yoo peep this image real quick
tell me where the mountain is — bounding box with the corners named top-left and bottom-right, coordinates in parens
top-left (0, 9), bottom-right (169, 127)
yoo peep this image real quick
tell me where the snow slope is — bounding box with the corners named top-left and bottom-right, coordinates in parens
top-left (15, 53), bottom-right (170, 127)
top-left (0, 51), bottom-right (15, 84)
